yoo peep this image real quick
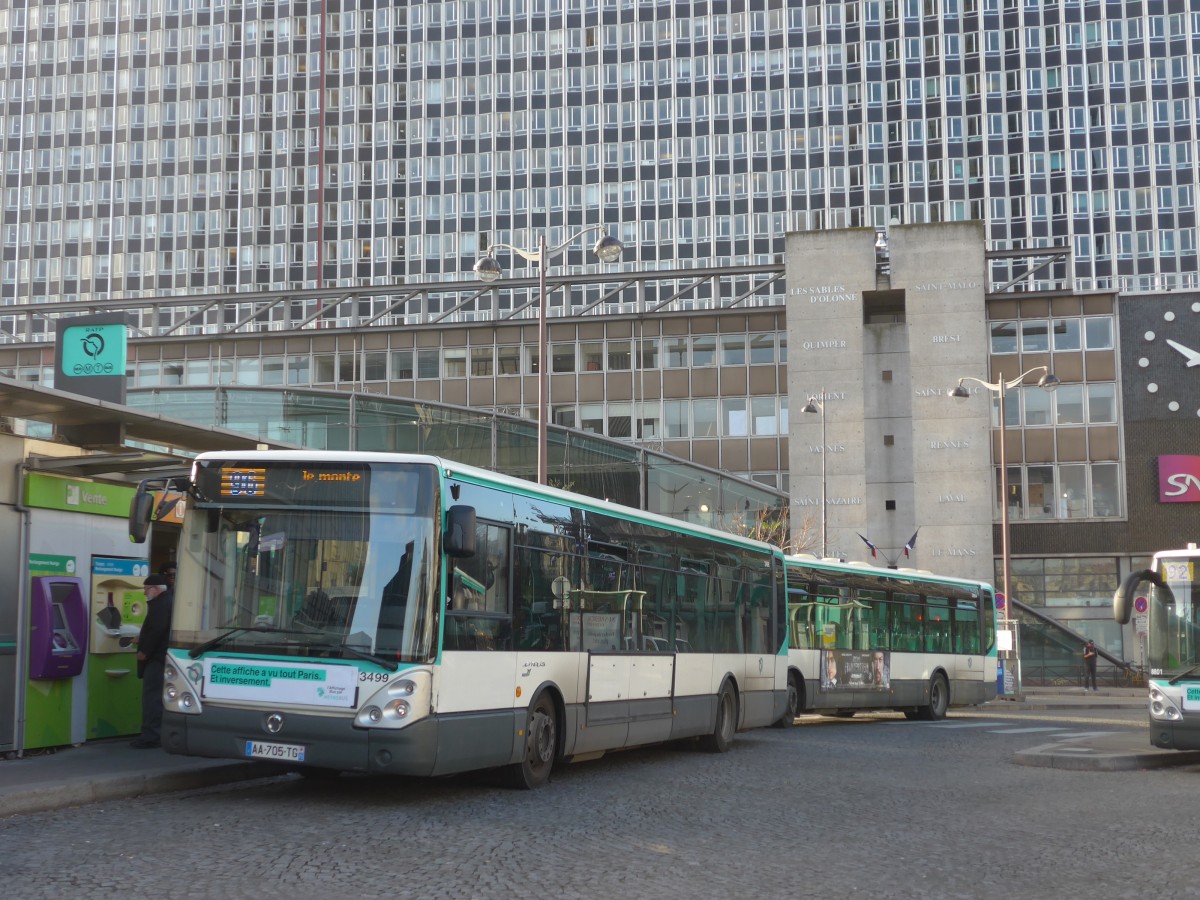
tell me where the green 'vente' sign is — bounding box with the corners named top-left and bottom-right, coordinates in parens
top-left (24, 472), bottom-right (135, 518)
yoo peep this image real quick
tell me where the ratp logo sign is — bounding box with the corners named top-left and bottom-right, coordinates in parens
top-left (59, 323), bottom-right (126, 377)
top-left (1158, 455), bottom-right (1200, 503)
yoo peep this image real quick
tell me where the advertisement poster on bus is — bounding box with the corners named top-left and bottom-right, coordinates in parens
top-left (820, 649), bottom-right (890, 691)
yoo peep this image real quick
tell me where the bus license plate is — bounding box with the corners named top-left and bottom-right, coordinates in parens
top-left (245, 740), bottom-right (305, 762)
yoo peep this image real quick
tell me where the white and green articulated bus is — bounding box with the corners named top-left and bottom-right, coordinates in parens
top-left (129, 451), bottom-right (792, 788)
top-left (782, 555), bottom-right (999, 720)
top-left (1114, 544), bottom-right (1200, 750)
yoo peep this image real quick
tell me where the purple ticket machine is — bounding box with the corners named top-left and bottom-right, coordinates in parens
top-left (29, 576), bottom-right (87, 679)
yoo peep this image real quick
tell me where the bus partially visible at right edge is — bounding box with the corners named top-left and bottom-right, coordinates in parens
top-left (783, 555), bottom-right (998, 720)
top-left (1114, 543), bottom-right (1200, 750)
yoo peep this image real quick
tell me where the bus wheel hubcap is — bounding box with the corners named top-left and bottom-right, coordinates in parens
top-left (531, 711), bottom-right (554, 764)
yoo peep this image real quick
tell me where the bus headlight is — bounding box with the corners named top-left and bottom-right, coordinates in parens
top-left (355, 670), bottom-right (431, 729)
top-left (163, 653), bottom-right (203, 715)
top-left (386, 699), bottom-right (410, 719)
top-left (1149, 686), bottom-right (1182, 721)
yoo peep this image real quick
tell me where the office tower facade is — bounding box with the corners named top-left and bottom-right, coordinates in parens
top-left (2, 1), bottom-right (1198, 322)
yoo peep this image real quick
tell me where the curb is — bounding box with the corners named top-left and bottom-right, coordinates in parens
top-left (1012, 744), bottom-right (1200, 772)
top-left (0, 761), bottom-right (273, 818)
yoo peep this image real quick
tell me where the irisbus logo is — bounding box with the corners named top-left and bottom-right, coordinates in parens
top-left (1158, 455), bottom-right (1200, 503)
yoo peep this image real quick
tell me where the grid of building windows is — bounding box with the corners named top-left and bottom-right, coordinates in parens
top-left (2, 1), bottom-right (1198, 317)
top-left (985, 298), bottom-right (1123, 521)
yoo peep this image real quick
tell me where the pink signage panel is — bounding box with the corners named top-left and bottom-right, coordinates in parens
top-left (1158, 455), bottom-right (1200, 503)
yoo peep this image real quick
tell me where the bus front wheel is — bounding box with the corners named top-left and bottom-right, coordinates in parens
top-left (506, 693), bottom-right (558, 790)
top-left (700, 682), bottom-right (737, 753)
top-left (918, 674), bottom-right (949, 721)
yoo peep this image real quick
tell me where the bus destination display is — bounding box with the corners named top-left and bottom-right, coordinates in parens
top-left (220, 467), bottom-right (266, 497)
top-left (196, 460), bottom-right (431, 510)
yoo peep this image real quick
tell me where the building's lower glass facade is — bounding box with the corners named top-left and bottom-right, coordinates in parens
top-left (123, 384), bottom-right (791, 538)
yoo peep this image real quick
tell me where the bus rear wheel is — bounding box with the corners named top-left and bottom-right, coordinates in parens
top-left (700, 682), bottom-right (737, 753)
top-left (506, 693), bottom-right (558, 790)
top-left (918, 674), bottom-right (949, 721)
top-left (772, 672), bottom-right (801, 728)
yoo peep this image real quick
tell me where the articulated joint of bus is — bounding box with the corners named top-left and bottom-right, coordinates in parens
top-left (354, 669), bottom-right (433, 730)
top-left (164, 654), bottom-right (203, 715)
top-left (1149, 682), bottom-right (1183, 722)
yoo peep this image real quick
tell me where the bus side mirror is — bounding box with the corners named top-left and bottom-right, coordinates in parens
top-left (128, 488), bottom-right (155, 544)
top-left (1113, 568), bottom-right (1162, 625)
top-left (444, 505), bottom-right (477, 558)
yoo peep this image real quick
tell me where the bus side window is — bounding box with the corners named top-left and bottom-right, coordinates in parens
top-left (445, 522), bottom-right (512, 652)
top-left (859, 590), bottom-right (888, 650)
top-left (636, 544), bottom-right (686, 651)
top-left (745, 574), bottom-right (772, 654)
top-left (924, 594), bottom-right (951, 653)
top-left (676, 558), bottom-right (710, 652)
top-left (892, 593), bottom-right (922, 652)
top-left (513, 532), bottom-right (570, 651)
top-left (814, 584), bottom-right (851, 649)
top-left (982, 591), bottom-right (996, 653)
top-left (954, 602), bottom-right (981, 655)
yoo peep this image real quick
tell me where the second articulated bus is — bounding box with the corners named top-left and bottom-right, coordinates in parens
top-left (782, 555), bottom-right (999, 719)
top-left (131, 451), bottom-right (792, 789)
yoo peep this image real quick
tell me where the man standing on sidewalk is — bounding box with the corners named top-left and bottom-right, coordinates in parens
top-left (1083, 639), bottom-right (1098, 692)
top-left (132, 573), bottom-right (174, 749)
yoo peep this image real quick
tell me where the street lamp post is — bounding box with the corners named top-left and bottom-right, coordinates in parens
top-left (473, 226), bottom-right (623, 485)
top-left (950, 365), bottom-right (1059, 697)
top-left (802, 390), bottom-right (826, 558)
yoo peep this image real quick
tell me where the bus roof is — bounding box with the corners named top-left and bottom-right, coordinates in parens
top-left (189, 449), bottom-right (784, 557)
top-left (1152, 544), bottom-right (1200, 560)
top-left (784, 552), bottom-right (993, 593)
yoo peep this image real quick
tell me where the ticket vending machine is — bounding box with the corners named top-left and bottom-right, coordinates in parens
top-left (28, 576), bottom-right (87, 679)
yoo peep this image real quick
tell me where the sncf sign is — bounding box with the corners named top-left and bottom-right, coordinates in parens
top-left (1159, 455), bottom-right (1200, 503)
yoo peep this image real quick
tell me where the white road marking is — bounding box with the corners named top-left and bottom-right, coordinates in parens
top-left (987, 726), bottom-right (1066, 734)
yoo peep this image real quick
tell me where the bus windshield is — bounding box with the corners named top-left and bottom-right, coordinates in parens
top-left (173, 460), bottom-right (439, 664)
top-left (1149, 559), bottom-right (1200, 679)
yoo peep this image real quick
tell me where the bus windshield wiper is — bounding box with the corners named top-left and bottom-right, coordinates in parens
top-left (188, 626), bottom-right (307, 658)
top-left (1169, 663), bottom-right (1200, 685)
top-left (330, 641), bottom-right (399, 672)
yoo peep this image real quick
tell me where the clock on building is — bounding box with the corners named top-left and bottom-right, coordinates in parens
top-left (1138, 301), bottom-right (1200, 416)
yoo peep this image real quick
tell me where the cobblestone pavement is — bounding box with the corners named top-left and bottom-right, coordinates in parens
top-left (1, 709), bottom-right (1195, 900)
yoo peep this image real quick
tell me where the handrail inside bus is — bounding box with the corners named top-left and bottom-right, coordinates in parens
top-left (566, 589), bottom-right (646, 612)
